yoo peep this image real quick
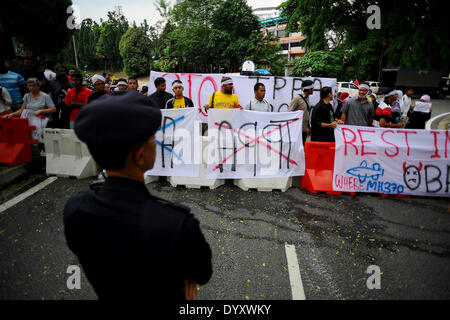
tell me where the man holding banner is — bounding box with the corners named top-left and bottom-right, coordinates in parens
top-left (311, 87), bottom-right (343, 142)
top-left (203, 77), bottom-right (241, 110)
top-left (165, 80), bottom-right (195, 109)
top-left (373, 89), bottom-right (405, 128)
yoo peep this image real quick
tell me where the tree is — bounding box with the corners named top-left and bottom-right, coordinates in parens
top-left (159, 0), bottom-right (284, 74)
top-left (280, 0), bottom-right (450, 79)
top-left (119, 26), bottom-right (152, 77)
top-left (290, 50), bottom-right (343, 78)
top-left (96, 10), bottom-right (129, 71)
top-left (0, 0), bottom-right (73, 58)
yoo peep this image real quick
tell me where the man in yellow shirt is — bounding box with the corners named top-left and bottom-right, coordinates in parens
top-left (203, 77), bottom-right (241, 110)
top-left (165, 80), bottom-right (194, 109)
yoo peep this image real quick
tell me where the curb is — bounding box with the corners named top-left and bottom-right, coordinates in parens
top-left (0, 164), bottom-right (29, 190)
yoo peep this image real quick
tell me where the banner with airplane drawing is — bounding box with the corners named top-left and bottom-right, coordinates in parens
top-left (333, 125), bottom-right (450, 197)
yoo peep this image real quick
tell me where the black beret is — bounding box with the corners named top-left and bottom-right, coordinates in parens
top-left (74, 90), bottom-right (161, 146)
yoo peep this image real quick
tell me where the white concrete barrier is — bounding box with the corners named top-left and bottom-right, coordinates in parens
top-left (144, 175), bottom-right (160, 184)
top-left (168, 136), bottom-right (225, 189)
top-left (43, 129), bottom-right (98, 179)
top-left (234, 177), bottom-right (293, 192)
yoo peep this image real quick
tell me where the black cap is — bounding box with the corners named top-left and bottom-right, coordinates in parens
top-left (302, 80), bottom-right (314, 88)
top-left (74, 90), bottom-right (161, 147)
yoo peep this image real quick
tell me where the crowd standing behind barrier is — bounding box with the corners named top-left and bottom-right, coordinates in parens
top-left (0, 65), bottom-right (444, 197)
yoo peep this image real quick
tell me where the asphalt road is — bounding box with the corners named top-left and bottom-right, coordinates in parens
top-left (1, 174), bottom-right (449, 300)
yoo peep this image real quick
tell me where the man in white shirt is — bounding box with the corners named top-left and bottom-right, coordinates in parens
top-left (245, 83), bottom-right (271, 112)
top-left (401, 88), bottom-right (414, 120)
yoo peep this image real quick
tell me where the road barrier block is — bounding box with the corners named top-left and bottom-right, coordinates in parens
top-left (301, 141), bottom-right (345, 195)
top-left (168, 136), bottom-right (225, 189)
top-left (0, 118), bottom-right (37, 166)
top-left (43, 129), bottom-right (98, 179)
top-left (234, 177), bottom-right (293, 192)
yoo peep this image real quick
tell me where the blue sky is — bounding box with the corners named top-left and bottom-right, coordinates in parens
top-left (72, 0), bottom-right (283, 26)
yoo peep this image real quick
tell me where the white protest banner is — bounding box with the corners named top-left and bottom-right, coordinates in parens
top-left (413, 101), bottom-right (432, 113)
top-left (21, 109), bottom-right (49, 141)
top-left (333, 125), bottom-right (450, 197)
top-left (145, 108), bottom-right (201, 177)
top-left (207, 109), bottom-right (305, 179)
top-left (148, 71), bottom-right (337, 116)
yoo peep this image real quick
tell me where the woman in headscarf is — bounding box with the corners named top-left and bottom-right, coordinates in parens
top-left (405, 95), bottom-right (432, 129)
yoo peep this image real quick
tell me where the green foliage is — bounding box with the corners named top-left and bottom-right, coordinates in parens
top-left (290, 50), bottom-right (343, 78)
top-left (158, 0), bottom-right (284, 74)
top-left (280, 0), bottom-right (450, 79)
top-left (119, 26), bottom-right (152, 77)
top-left (96, 11), bottom-right (129, 71)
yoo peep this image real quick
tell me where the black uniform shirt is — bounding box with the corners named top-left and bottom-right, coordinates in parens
top-left (63, 177), bottom-right (213, 300)
top-left (148, 91), bottom-right (174, 109)
top-left (311, 100), bottom-right (336, 142)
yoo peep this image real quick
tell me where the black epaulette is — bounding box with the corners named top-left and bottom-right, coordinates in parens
top-left (152, 195), bottom-right (191, 214)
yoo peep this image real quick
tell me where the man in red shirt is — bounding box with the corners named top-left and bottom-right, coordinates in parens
top-left (65, 73), bottom-right (92, 128)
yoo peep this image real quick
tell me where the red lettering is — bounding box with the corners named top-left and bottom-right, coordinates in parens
top-left (182, 73), bottom-right (201, 101)
top-left (357, 129), bottom-right (376, 156)
top-left (397, 130), bottom-right (417, 156)
top-left (445, 130), bottom-right (450, 158)
top-left (198, 77), bottom-right (218, 107)
top-left (349, 177), bottom-right (353, 190)
top-left (342, 128), bottom-right (358, 156)
top-left (430, 131), bottom-right (441, 159)
top-left (335, 175), bottom-right (343, 189)
top-left (381, 130), bottom-right (399, 158)
top-left (162, 73), bottom-right (181, 81)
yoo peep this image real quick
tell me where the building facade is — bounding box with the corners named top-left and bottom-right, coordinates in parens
top-left (254, 7), bottom-right (307, 62)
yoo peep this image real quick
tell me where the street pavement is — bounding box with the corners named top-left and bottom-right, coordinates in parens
top-left (0, 174), bottom-right (449, 300)
top-left (1, 98), bottom-right (449, 300)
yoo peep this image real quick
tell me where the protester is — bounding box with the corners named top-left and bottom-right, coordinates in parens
top-left (245, 83), bottom-right (271, 112)
top-left (0, 59), bottom-right (27, 111)
top-left (390, 90), bottom-right (404, 123)
top-left (354, 79), bottom-right (360, 86)
top-left (48, 73), bottom-right (71, 129)
top-left (288, 80), bottom-right (314, 145)
top-left (310, 87), bottom-right (343, 142)
top-left (43, 60), bottom-right (56, 81)
top-left (140, 85), bottom-right (148, 95)
top-left (116, 78), bottom-right (128, 91)
top-left (401, 88), bottom-right (414, 121)
top-left (149, 77), bottom-right (174, 109)
top-left (203, 77), bottom-right (240, 110)
top-left (2, 78), bottom-right (56, 119)
top-left (405, 94), bottom-right (432, 129)
top-left (372, 89), bottom-right (405, 128)
top-left (0, 85), bottom-right (13, 117)
top-left (128, 77), bottom-right (139, 91)
top-left (165, 80), bottom-right (194, 109)
top-left (64, 73), bottom-right (92, 129)
top-left (368, 93), bottom-right (379, 112)
top-left (88, 74), bottom-right (107, 103)
top-left (64, 91), bottom-right (213, 300)
top-left (340, 83), bottom-right (375, 126)
top-left (19, 57), bottom-right (49, 93)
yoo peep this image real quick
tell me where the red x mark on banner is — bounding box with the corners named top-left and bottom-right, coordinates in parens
top-left (212, 118), bottom-right (301, 172)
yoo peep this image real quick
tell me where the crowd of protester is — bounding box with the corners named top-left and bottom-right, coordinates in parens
top-left (0, 56), bottom-right (434, 165)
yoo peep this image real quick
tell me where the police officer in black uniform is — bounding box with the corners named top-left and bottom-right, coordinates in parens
top-left (63, 90), bottom-right (212, 300)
